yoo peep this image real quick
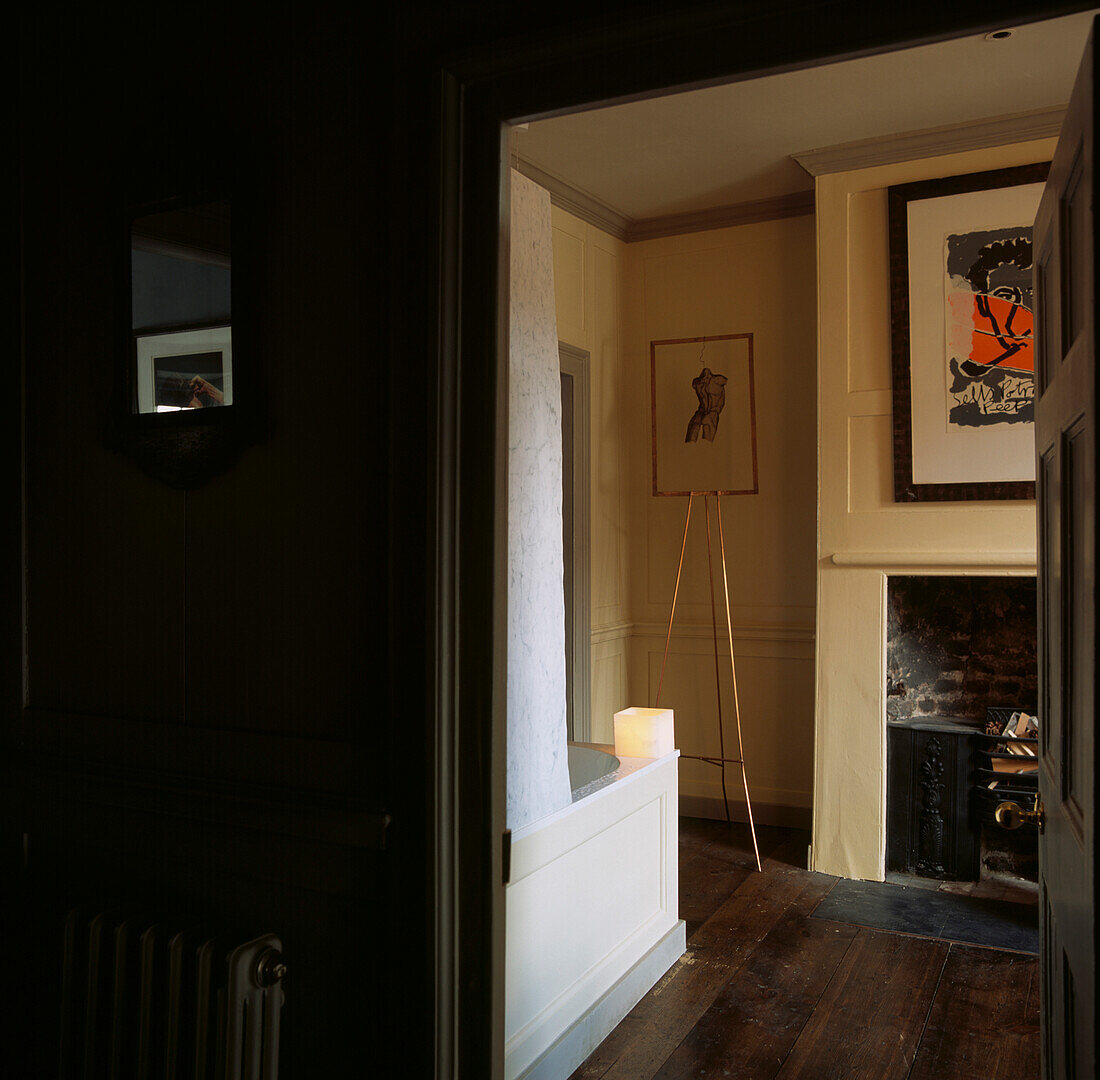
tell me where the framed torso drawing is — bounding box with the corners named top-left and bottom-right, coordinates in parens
top-left (888, 162), bottom-right (1048, 502)
top-left (650, 333), bottom-right (759, 496)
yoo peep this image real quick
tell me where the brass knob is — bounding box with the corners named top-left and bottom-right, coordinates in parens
top-left (995, 796), bottom-right (1045, 833)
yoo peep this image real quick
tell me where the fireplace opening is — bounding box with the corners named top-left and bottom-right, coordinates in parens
top-left (885, 575), bottom-right (1038, 887)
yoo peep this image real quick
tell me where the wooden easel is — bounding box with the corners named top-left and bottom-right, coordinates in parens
top-left (655, 491), bottom-right (761, 872)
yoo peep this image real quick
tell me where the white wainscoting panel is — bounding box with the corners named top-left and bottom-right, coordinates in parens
top-left (505, 753), bottom-right (683, 1080)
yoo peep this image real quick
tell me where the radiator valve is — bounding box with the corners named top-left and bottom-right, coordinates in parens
top-left (255, 947), bottom-right (288, 987)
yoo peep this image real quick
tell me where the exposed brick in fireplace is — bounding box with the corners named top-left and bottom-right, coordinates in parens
top-left (886, 575), bottom-right (1039, 884)
top-left (886, 576), bottom-right (1038, 723)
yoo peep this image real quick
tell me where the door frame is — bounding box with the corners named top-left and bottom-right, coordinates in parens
top-left (559, 341), bottom-right (592, 744)
top-left (431, 4), bottom-right (1093, 1076)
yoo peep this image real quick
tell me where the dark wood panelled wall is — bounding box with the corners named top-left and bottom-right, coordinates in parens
top-left (12, 8), bottom-right (402, 1075)
top-left (12, 2), bottom-right (1093, 1077)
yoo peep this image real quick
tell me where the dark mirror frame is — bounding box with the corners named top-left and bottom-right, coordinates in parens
top-left (108, 192), bottom-right (266, 488)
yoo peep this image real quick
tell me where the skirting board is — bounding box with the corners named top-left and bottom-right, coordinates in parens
top-left (679, 793), bottom-right (811, 830)
top-left (514, 920), bottom-right (687, 1080)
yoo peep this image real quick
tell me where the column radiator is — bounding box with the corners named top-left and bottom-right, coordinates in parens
top-left (58, 910), bottom-right (286, 1080)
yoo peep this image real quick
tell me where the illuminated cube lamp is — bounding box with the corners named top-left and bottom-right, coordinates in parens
top-left (613, 707), bottom-right (675, 759)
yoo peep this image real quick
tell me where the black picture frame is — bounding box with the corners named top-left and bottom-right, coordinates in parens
top-left (888, 161), bottom-right (1049, 503)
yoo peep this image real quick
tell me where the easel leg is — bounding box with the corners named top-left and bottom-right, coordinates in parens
top-left (655, 493), bottom-right (693, 708)
top-left (703, 496), bottom-right (731, 824)
top-left (717, 497), bottom-right (762, 872)
top-left (655, 491), bottom-right (762, 872)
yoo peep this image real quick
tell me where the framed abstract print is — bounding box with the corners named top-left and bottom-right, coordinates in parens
top-left (888, 162), bottom-right (1048, 502)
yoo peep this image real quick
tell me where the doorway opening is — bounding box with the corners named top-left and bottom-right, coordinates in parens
top-left (510, 7), bottom-right (1088, 871)
top-left (433, 5), bottom-right (1100, 1076)
top-left (492, 10), bottom-right (1092, 1076)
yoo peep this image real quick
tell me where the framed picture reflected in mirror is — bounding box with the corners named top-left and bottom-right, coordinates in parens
top-left (134, 325), bottom-right (233, 414)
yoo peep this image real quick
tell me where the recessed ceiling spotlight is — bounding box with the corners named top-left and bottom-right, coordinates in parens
top-left (985, 28), bottom-right (1015, 40)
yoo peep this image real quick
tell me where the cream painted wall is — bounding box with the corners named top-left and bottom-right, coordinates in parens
top-left (813, 138), bottom-right (1053, 880)
top-left (623, 220), bottom-right (818, 825)
top-left (550, 136), bottom-right (1052, 859)
top-left (552, 208), bottom-right (818, 824)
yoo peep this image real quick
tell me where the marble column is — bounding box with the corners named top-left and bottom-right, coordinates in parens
top-left (507, 170), bottom-right (572, 830)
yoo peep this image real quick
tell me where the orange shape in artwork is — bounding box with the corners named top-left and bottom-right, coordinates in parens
top-left (970, 294), bottom-right (1034, 372)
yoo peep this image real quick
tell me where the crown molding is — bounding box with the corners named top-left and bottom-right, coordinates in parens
top-left (518, 104), bottom-right (1066, 238)
top-left (624, 190), bottom-right (814, 242)
top-left (515, 107), bottom-right (1066, 241)
top-left (515, 155), bottom-right (815, 243)
top-left (513, 157), bottom-right (632, 240)
top-left (791, 105), bottom-right (1066, 177)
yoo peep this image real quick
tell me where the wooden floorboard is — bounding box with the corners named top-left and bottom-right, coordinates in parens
top-left (678, 822), bottom-right (796, 938)
top-left (569, 818), bottom-right (1041, 1080)
top-left (653, 874), bottom-right (853, 1080)
top-left (775, 928), bottom-right (948, 1079)
top-left (582, 842), bottom-right (817, 1080)
top-left (569, 1016), bottom-right (652, 1080)
top-left (907, 945), bottom-right (1041, 1080)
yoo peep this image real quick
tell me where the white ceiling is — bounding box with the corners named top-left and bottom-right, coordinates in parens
top-left (513, 10), bottom-right (1097, 222)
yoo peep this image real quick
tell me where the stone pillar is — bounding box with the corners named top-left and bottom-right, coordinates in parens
top-left (507, 169), bottom-right (572, 830)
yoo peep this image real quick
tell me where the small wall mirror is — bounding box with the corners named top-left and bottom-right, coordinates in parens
top-left (130, 200), bottom-right (231, 414)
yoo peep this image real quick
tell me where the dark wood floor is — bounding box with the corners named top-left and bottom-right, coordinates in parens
top-left (570, 818), bottom-right (1040, 1080)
